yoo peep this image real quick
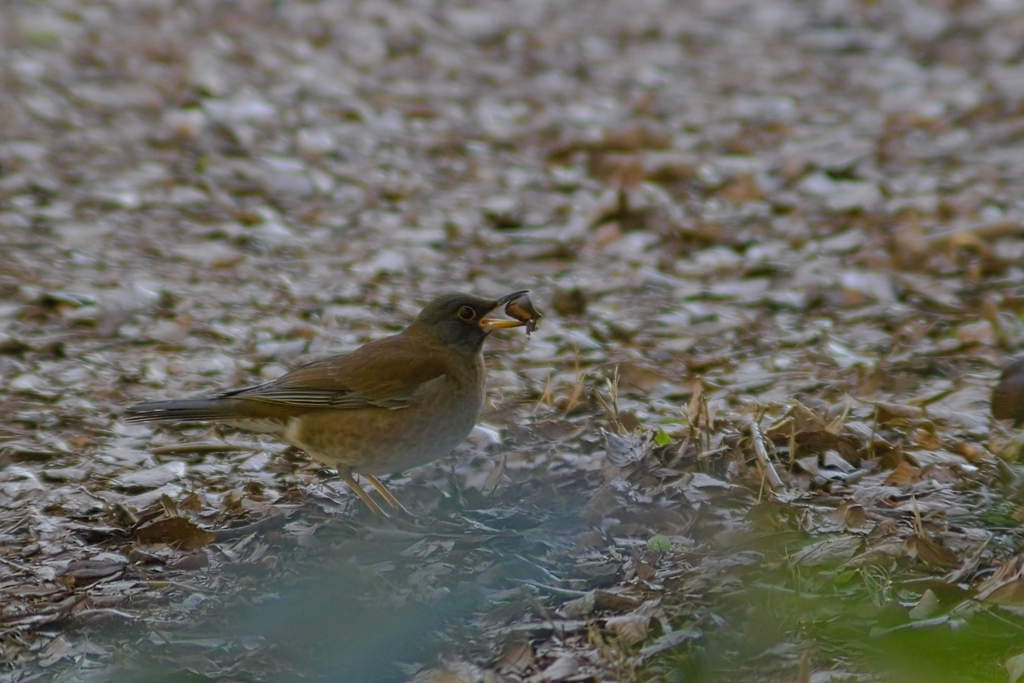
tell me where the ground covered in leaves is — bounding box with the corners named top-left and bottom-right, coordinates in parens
top-left (5, 0), bottom-right (1024, 681)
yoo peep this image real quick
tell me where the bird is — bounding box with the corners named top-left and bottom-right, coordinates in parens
top-left (993, 358), bottom-right (1024, 427)
top-left (124, 291), bottom-right (539, 515)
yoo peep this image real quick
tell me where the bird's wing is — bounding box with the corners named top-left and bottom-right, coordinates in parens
top-left (222, 336), bottom-right (448, 411)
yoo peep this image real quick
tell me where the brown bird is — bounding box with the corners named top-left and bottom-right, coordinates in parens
top-left (993, 358), bottom-right (1024, 427)
top-left (124, 291), bottom-right (538, 515)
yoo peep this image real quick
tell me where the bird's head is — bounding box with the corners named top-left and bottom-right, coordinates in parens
top-left (408, 291), bottom-right (531, 352)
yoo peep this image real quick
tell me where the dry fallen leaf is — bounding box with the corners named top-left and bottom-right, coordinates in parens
top-left (1007, 652), bottom-right (1024, 683)
top-left (134, 517), bottom-right (216, 550)
top-left (884, 461), bottom-right (921, 486)
top-left (908, 588), bottom-right (940, 621)
top-left (529, 654), bottom-right (578, 683)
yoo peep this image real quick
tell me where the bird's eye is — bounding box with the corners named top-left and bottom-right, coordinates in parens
top-left (458, 306), bottom-right (476, 321)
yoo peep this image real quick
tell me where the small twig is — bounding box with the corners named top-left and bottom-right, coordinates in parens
top-left (825, 397), bottom-right (851, 435)
top-left (533, 372), bottom-right (555, 413)
top-left (563, 349), bottom-right (588, 415)
top-left (607, 365), bottom-right (621, 430)
top-left (593, 366), bottom-right (623, 432)
top-left (745, 419), bottom-right (784, 492)
top-left (910, 497), bottom-right (924, 536)
top-left (789, 419), bottom-right (797, 473)
top-left (0, 556), bottom-right (34, 573)
top-left (594, 390), bottom-right (618, 434)
top-left (75, 607), bottom-right (143, 623)
top-left (514, 579), bottom-right (590, 598)
top-left (701, 394), bottom-right (712, 452)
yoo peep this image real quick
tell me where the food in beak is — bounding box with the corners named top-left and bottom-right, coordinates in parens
top-left (480, 291), bottom-right (542, 335)
top-left (504, 292), bottom-right (542, 334)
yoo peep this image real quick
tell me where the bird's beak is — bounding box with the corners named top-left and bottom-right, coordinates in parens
top-left (494, 290), bottom-right (530, 306)
top-left (481, 318), bottom-right (525, 331)
top-left (480, 290), bottom-right (530, 331)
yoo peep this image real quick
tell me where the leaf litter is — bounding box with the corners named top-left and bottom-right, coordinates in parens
top-left (4, 0), bottom-right (1024, 681)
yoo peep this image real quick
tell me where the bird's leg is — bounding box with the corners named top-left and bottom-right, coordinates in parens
top-left (362, 474), bottom-right (412, 515)
top-left (338, 470), bottom-right (386, 516)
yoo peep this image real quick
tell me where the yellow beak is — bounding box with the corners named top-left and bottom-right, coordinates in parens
top-left (480, 318), bottom-right (526, 331)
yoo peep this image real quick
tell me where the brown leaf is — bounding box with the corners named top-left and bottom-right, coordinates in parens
top-left (594, 589), bottom-right (641, 612)
top-left (591, 153), bottom-right (645, 192)
top-left (720, 174), bottom-right (763, 204)
top-left (556, 591), bottom-right (595, 618)
top-left (168, 552), bottom-right (210, 571)
top-left (599, 123), bottom-right (671, 152)
top-left (605, 599), bottom-right (661, 646)
top-left (61, 560), bottom-right (124, 588)
top-left (798, 649), bottom-right (811, 683)
top-left (883, 461), bottom-right (920, 486)
top-left (875, 402), bottom-right (924, 423)
top-left (908, 535), bottom-right (960, 569)
top-left (495, 639), bottom-right (534, 675)
top-left (977, 555), bottom-right (1024, 606)
top-left (838, 503), bottom-right (867, 529)
top-left (643, 152), bottom-right (698, 184)
top-left (617, 362), bottom-right (666, 393)
top-left (951, 441), bottom-right (992, 464)
top-left (981, 579), bottom-right (1024, 608)
top-left (912, 428), bottom-right (942, 450)
top-left (532, 654), bottom-right (578, 682)
top-left (605, 612), bottom-right (650, 646)
top-left (134, 517), bottom-right (216, 550)
top-left (790, 430), bottom-right (861, 464)
top-left (635, 560), bottom-right (657, 582)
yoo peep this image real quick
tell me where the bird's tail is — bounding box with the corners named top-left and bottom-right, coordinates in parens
top-left (123, 398), bottom-right (241, 423)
